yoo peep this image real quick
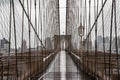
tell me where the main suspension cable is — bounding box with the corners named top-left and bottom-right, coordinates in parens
top-left (18, 0), bottom-right (46, 49)
top-left (83, 0), bottom-right (108, 45)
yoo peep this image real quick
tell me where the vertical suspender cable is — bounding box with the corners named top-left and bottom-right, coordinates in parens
top-left (80, 0), bottom-right (82, 24)
top-left (20, 0), bottom-right (24, 79)
top-left (7, 0), bottom-right (12, 79)
top-left (58, 0), bottom-right (60, 35)
top-left (18, 0), bottom-right (46, 49)
top-left (86, 0), bottom-right (91, 75)
top-left (38, 0), bottom-right (41, 72)
top-left (33, 1), bottom-right (35, 73)
top-left (95, 0), bottom-right (99, 78)
top-left (34, 0), bottom-right (37, 75)
top-left (109, 1), bottom-right (114, 79)
top-left (35, 0), bottom-right (39, 73)
top-left (80, 0), bottom-right (83, 78)
top-left (88, 0), bottom-right (91, 47)
top-left (83, 0), bottom-right (85, 27)
top-left (101, 0), bottom-right (106, 75)
top-left (30, 0), bottom-right (32, 79)
top-left (66, 0), bottom-right (68, 35)
top-left (87, 0), bottom-right (91, 54)
top-left (26, 0), bottom-right (31, 79)
top-left (40, 0), bottom-right (44, 76)
top-left (94, 0), bottom-right (97, 77)
top-left (30, 0), bottom-right (32, 78)
top-left (113, 0), bottom-right (120, 79)
top-left (85, 0), bottom-right (87, 38)
top-left (84, 0), bottom-right (88, 78)
top-left (11, 0), bottom-right (18, 79)
top-left (96, 0), bottom-right (99, 73)
top-left (81, 0), bottom-right (86, 79)
top-left (83, 0), bottom-right (108, 45)
top-left (21, 0), bottom-right (24, 61)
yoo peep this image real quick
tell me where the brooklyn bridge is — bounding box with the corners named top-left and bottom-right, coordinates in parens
top-left (0, 0), bottom-right (120, 80)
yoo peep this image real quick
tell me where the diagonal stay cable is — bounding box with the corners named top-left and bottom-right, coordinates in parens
top-left (83, 0), bottom-right (108, 45)
top-left (18, 0), bottom-right (46, 49)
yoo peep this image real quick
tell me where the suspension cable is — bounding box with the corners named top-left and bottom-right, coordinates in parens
top-left (20, 0), bottom-right (24, 79)
top-left (11, 0), bottom-right (18, 79)
top-left (7, 0), bottom-right (12, 79)
top-left (26, 0), bottom-right (32, 79)
top-left (113, 0), bottom-right (120, 79)
top-left (18, 0), bottom-right (46, 49)
top-left (83, 0), bottom-right (108, 45)
top-left (94, 0), bottom-right (98, 77)
top-left (37, 0), bottom-right (40, 73)
top-left (101, 0), bottom-right (106, 75)
top-left (34, 0), bottom-right (38, 75)
top-left (21, 0), bottom-right (24, 57)
top-left (109, 1), bottom-right (114, 79)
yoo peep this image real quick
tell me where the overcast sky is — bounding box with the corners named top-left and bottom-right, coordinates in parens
top-left (60, 0), bottom-right (66, 35)
top-left (0, 0), bottom-right (67, 47)
top-left (1, 0), bottom-right (118, 48)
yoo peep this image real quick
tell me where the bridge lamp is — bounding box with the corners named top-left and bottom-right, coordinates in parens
top-left (78, 23), bottom-right (85, 59)
top-left (78, 23), bottom-right (85, 37)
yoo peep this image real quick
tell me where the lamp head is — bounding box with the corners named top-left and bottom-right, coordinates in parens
top-left (78, 23), bottom-right (85, 36)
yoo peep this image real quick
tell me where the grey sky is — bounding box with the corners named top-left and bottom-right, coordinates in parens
top-left (0, 0), bottom-right (118, 49)
top-left (60, 0), bottom-right (66, 35)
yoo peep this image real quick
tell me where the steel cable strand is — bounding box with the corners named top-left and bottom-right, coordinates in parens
top-left (94, 0), bottom-right (98, 78)
top-left (7, 0), bottom-right (12, 79)
top-left (18, 0), bottom-right (46, 49)
top-left (26, 0), bottom-right (32, 79)
top-left (37, 0), bottom-right (41, 73)
top-left (109, 1), bottom-right (114, 79)
top-left (20, 0), bottom-right (24, 79)
top-left (113, 0), bottom-right (120, 79)
top-left (101, 0), bottom-right (107, 76)
top-left (97, 1), bottom-right (112, 35)
top-left (35, 0), bottom-right (39, 76)
top-left (11, 0), bottom-right (18, 79)
top-left (83, 0), bottom-right (108, 45)
top-left (33, 0), bottom-right (36, 76)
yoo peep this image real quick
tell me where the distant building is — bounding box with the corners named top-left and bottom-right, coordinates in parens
top-left (0, 38), bottom-right (9, 53)
top-left (98, 43), bottom-right (110, 51)
top-left (45, 37), bottom-right (53, 50)
top-left (95, 36), bottom-right (110, 51)
top-left (21, 40), bottom-right (27, 52)
top-left (112, 37), bottom-right (120, 49)
top-left (104, 36), bottom-right (110, 43)
top-left (97, 36), bottom-right (103, 46)
top-left (72, 42), bottom-right (77, 50)
top-left (97, 36), bottom-right (120, 51)
top-left (83, 40), bottom-right (93, 51)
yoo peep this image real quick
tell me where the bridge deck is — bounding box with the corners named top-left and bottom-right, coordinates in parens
top-left (38, 51), bottom-right (94, 80)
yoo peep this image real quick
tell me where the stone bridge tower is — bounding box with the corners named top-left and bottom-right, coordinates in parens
top-left (54, 35), bottom-right (72, 51)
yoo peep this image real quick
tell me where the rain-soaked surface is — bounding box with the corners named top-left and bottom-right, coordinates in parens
top-left (38, 51), bottom-right (95, 80)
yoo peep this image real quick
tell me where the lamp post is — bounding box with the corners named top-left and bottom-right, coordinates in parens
top-left (78, 23), bottom-right (85, 59)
